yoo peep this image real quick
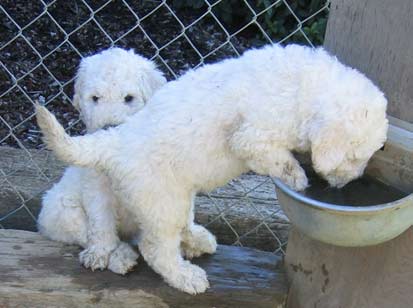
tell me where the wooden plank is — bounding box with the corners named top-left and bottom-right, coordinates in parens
top-left (0, 146), bottom-right (289, 251)
top-left (0, 230), bottom-right (287, 307)
top-left (324, 0), bottom-right (413, 123)
top-left (285, 227), bottom-right (413, 308)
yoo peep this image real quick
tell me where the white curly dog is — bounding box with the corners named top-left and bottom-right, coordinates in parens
top-left (36, 44), bottom-right (388, 293)
top-left (37, 47), bottom-right (170, 274)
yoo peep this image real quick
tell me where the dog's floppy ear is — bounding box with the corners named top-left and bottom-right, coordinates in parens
top-left (72, 59), bottom-right (87, 111)
top-left (140, 65), bottom-right (167, 103)
top-left (310, 119), bottom-right (350, 175)
top-left (72, 92), bottom-right (81, 111)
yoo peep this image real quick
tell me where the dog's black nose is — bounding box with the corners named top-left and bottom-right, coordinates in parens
top-left (102, 124), bottom-right (118, 130)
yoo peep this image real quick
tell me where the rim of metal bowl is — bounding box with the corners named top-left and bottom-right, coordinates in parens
top-left (272, 177), bottom-right (413, 214)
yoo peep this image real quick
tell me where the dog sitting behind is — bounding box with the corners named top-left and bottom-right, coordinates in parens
top-left (38, 47), bottom-right (168, 274)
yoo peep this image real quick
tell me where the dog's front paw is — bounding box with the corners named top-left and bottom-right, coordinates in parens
top-left (166, 262), bottom-right (209, 294)
top-left (182, 226), bottom-right (217, 259)
top-left (79, 245), bottom-right (113, 271)
top-left (282, 164), bottom-right (308, 191)
top-left (108, 242), bottom-right (139, 275)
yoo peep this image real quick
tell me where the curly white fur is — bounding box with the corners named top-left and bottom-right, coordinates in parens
top-left (38, 48), bottom-right (169, 274)
top-left (36, 44), bottom-right (388, 293)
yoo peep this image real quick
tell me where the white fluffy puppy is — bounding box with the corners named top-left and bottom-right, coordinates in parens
top-left (37, 47), bottom-right (167, 274)
top-left (36, 44), bottom-right (388, 293)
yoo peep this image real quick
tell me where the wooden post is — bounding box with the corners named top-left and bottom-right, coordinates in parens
top-left (284, 1), bottom-right (413, 307)
top-left (324, 0), bottom-right (413, 124)
top-left (285, 227), bottom-right (413, 308)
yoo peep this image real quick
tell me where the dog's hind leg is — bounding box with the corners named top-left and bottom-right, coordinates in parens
top-left (181, 197), bottom-right (217, 259)
top-left (79, 172), bottom-right (139, 275)
top-left (38, 170), bottom-right (88, 247)
top-left (38, 201), bottom-right (87, 246)
top-left (138, 192), bottom-right (209, 294)
top-left (181, 223), bottom-right (217, 259)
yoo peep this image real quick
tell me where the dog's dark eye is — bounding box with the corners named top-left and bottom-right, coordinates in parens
top-left (124, 95), bottom-right (134, 103)
top-left (92, 96), bottom-right (99, 103)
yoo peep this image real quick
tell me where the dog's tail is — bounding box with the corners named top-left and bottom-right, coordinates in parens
top-left (35, 103), bottom-right (110, 169)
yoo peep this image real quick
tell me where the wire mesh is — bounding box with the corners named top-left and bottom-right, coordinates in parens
top-left (0, 0), bottom-right (329, 254)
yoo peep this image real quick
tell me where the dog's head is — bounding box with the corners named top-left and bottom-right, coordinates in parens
top-left (72, 48), bottom-right (166, 132)
top-left (310, 69), bottom-right (388, 188)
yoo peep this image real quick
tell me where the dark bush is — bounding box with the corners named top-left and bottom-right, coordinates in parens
top-left (171, 0), bottom-right (328, 46)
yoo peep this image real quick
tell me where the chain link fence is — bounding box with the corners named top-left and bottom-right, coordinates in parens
top-left (0, 0), bottom-right (329, 255)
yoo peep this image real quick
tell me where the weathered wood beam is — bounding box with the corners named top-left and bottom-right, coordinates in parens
top-left (0, 146), bottom-right (289, 251)
top-left (0, 230), bottom-right (287, 307)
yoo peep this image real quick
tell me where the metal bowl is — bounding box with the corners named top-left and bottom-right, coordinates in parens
top-left (273, 177), bottom-right (413, 247)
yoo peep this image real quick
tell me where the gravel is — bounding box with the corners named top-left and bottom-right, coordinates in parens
top-left (0, 0), bottom-right (311, 149)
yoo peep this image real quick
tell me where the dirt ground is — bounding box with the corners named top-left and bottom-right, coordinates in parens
top-left (0, 0), bottom-right (325, 148)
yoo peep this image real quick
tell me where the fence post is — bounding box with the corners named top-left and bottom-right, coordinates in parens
top-left (323, 0), bottom-right (413, 125)
top-left (284, 2), bottom-right (413, 307)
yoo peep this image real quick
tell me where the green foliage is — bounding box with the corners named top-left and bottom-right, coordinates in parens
top-left (302, 16), bottom-right (327, 45)
top-left (171, 0), bottom-right (328, 46)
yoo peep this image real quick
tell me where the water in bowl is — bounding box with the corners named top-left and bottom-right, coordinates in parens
top-left (301, 169), bottom-right (408, 206)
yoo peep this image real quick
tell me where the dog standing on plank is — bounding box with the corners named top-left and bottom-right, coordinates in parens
top-left (36, 44), bottom-right (388, 293)
top-left (38, 48), bottom-right (216, 275)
